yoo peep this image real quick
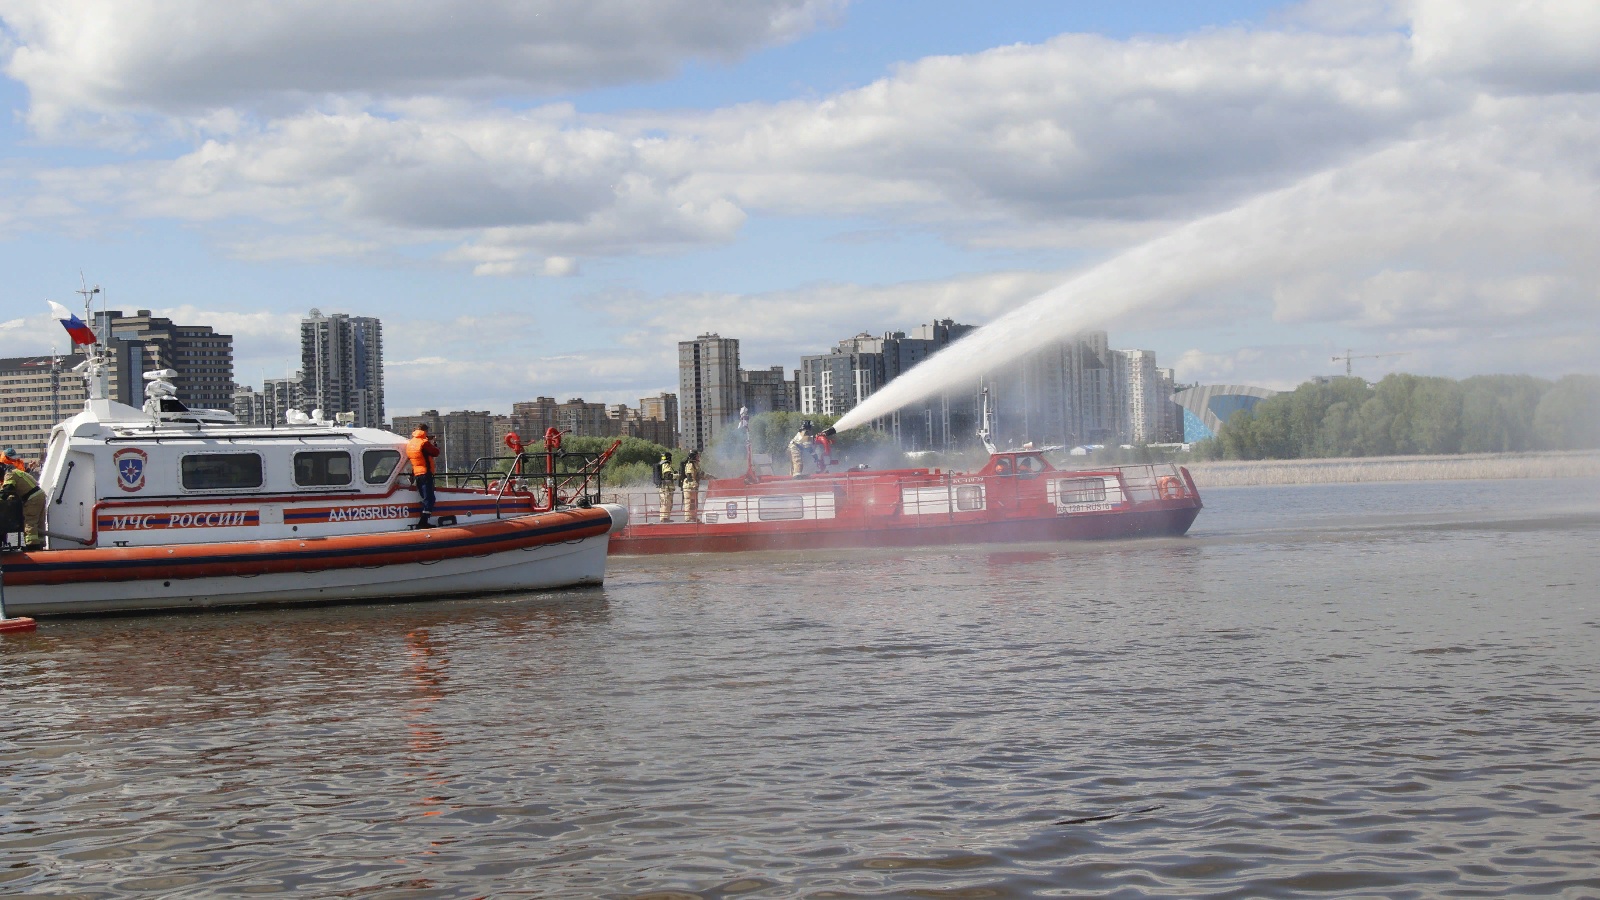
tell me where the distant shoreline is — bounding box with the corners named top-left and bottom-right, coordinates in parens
top-left (1184, 450), bottom-right (1600, 487)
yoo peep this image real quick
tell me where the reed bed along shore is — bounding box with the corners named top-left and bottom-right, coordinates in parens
top-left (1185, 450), bottom-right (1600, 487)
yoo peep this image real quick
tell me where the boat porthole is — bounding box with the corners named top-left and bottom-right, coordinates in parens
top-left (292, 526), bottom-right (298, 532)
top-left (163, 581), bottom-right (171, 587)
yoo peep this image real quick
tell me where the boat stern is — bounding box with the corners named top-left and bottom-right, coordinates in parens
top-left (598, 502), bottom-right (629, 534)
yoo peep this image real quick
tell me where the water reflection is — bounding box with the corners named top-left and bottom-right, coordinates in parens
top-left (3, 480), bottom-right (1599, 897)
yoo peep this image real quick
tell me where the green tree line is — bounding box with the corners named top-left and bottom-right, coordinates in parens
top-left (1200, 373), bottom-right (1600, 460)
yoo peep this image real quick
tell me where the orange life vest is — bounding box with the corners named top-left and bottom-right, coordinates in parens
top-left (405, 430), bottom-right (439, 476)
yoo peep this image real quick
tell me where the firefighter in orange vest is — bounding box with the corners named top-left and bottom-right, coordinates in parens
top-left (406, 424), bottom-right (442, 528)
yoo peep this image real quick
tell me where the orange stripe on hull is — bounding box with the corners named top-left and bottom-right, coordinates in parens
top-left (4, 507), bottom-right (614, 587)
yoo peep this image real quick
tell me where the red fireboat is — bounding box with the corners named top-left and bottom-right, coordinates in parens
top-left (607, 400), bottom-right (1201, 555)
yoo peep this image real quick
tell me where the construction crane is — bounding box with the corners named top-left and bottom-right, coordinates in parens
top-left (1331, 349), bottom-right (1408, 378)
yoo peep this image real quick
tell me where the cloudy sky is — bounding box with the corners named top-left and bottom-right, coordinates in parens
top-left (1, 0), bottom-right (1597, 416)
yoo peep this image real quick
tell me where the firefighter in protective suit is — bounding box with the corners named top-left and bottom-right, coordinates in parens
top-left (657, 452), bottom-right (677, 522)
top-left (681, 450), bottom-right (701, 521)
top-left (788, 420), bottom-right (815, 477)
top-left (0, 461), bottom-right (45, 550)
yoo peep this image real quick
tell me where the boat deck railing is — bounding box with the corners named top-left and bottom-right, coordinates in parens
top-left (608, 462), bottom-right (1194, 531)
top-left (611, 487), bottom-right (837, 528)
top-left (431, 450), bottom-right (612, 513)
top-left (1109, 463), bottom-right (1191, 503)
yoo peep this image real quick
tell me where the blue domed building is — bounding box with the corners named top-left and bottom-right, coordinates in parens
top-left (1172, 385), bottom-right (1278, 442)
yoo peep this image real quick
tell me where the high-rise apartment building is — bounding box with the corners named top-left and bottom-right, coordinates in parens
top-left (639, 393), bottom-right (678, 427)
top-left (390, 409), bottom-right (496, 473)
top-left (790, 322), bottom-right (1152, 451)
top-left (232, 374), bottom-right (305, 427)
top-left (0, 354), bottom-right (86, 461)
top-left (301, 310), bottom-right (383, 427)
top-left (637, 392), bottom-right (679, 448)
top-left (799, 333), bottom-right (891, 419)
top-left (678, 334), bottom-right (740, 452)
top-left (888, 321), bottom-right (980, 451)
top-left (506, 397), bottom-right (560, 438)
top-left (799, 321), bottom-right (979, 448)
top-left (1114, 349), bottom-right (1161, 445)
top-left (986, 331), bottom-right (1119, 449)
top-left (232, 383), bottom-right (260, 426)
top-left (555, 398), bottom-right (615, 437)
top-left (91, 309), bottom-right (235, 411)
top-left (739, 365), bottom-right (798, 416)
top-left (1154, 367), bottom-right (1182, 443)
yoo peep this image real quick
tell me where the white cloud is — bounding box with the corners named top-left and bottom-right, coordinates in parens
top-left (669, 28), bottom-right (1453, 226)
top-left (1410, 0), bottom-right (1600, 92)
top-left (33, 106), bottom-right (749, 267)
top-left (834, 92), bottom-right (1600, 426)
top-left (17, 21), bottom-right (1459, 271)
top-left (0, 0), bottom-right (845, 133)
top-left (218, 233), bottom-right (385, 263)
top-left (0, 309), bottom-right (82, 358)
top-left (592, 270), bottom-right (1065, 364)
top-left (1173, 346), bottom-right (1314, 392)
top-left (3, 0), bottom-right (1599, 404)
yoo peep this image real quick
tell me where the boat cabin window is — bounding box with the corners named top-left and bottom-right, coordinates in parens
top-left (757, 495), bottom-right (806, 521)
top-left (1015, 454), bottom-right (1043, 475)
top-left (955, 485), bottom-right (984, 510)
top-left (363, 449), bottom-right (402, 485)
top-left (181, 453), bottom-right (264, 491)
top-left (1056, 477), bottom-right (1107, 504)
top-left (295, 451), bottom-right (353, 487)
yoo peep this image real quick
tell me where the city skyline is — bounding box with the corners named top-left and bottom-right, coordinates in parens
top-left (1, 2), bottom-right (1597, 415)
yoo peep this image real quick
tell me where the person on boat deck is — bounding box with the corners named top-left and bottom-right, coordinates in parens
top-left (681, 450), bottom-right (702, 521)
top-left (406, 424), bottom-right (442, 528)
top-left (813, 427), bottom-right (835, 474)
top-left (789, 421), bottom-right (816, 477)
top-left (0, 461), bottom-right (45, 550)
top-left (657, 452), bottom-right (677, 522)
top-left (0, 447), bottom-right (27, 472)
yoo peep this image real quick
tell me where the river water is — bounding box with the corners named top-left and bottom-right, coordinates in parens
top-left (3, 477), bottom-right (1598, 898)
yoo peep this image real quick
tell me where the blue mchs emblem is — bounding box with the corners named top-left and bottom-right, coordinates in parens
top-left (113, 448), bottom-right (148, 491)
top-left (726, 501), bottom-right (738, 519)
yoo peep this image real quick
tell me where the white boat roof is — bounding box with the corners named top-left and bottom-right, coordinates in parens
top-left (62, 398), bottom-right (404, 446)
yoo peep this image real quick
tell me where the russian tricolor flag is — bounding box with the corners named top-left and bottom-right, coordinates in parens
top-left (48, 300), bottom-right (97, 346)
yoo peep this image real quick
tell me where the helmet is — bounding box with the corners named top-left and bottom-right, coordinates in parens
top-left (801, 419), bottom-right (815, 433)
top-left (2, 447), bottom-right (16, 456)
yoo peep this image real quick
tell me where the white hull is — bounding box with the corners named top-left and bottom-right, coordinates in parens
top-left (3, 508), bottom-right (625, 616)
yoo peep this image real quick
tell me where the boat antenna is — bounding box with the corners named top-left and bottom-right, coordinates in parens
top-left (75, 278), bottom-right (102, 351)
top-left (977, 380), bottom-right (998, 454)
top-left (73, 278), bottom-right (109, 401)
top-left (739, 406), bottom-right (753, 479)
